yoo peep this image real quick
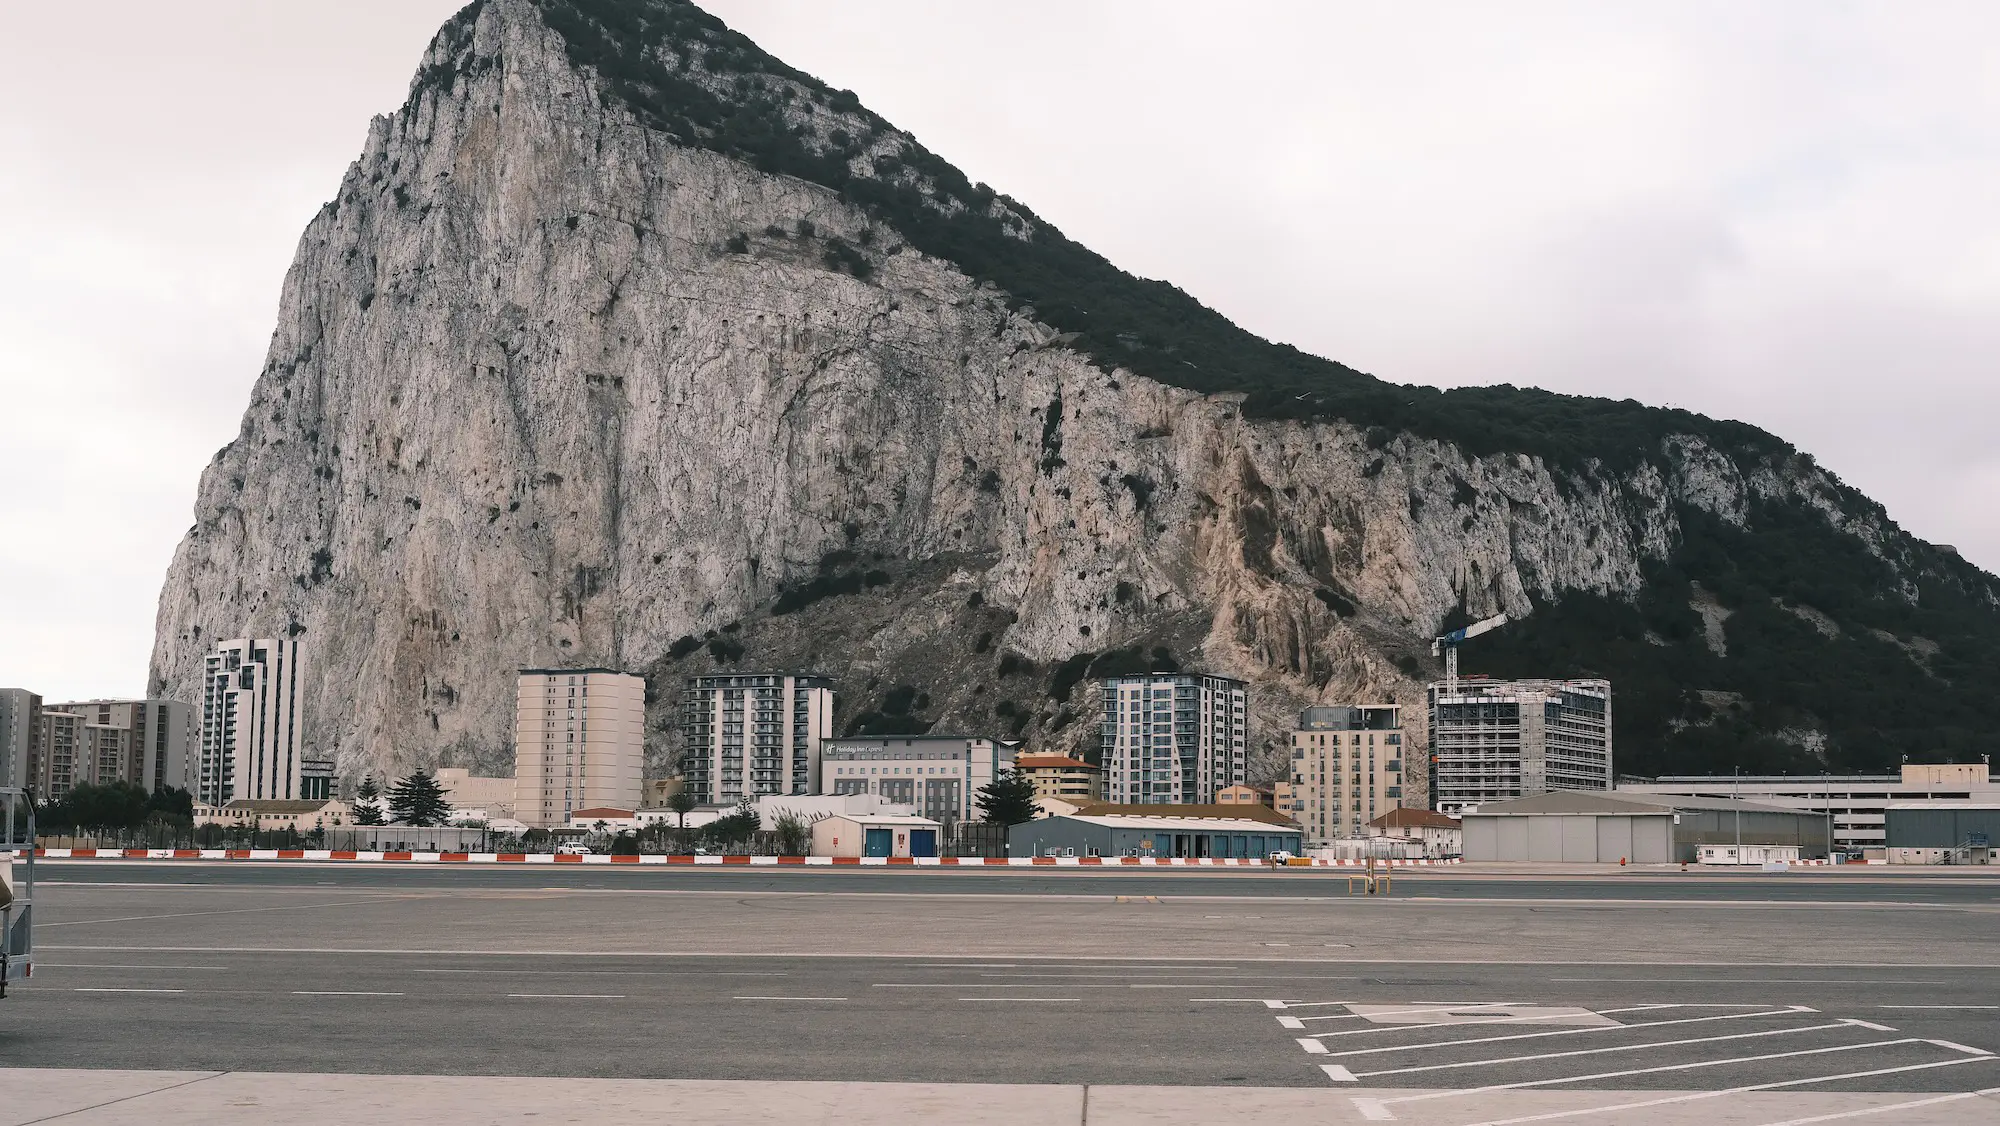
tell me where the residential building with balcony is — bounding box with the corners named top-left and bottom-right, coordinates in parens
top-left (680, 673), bottom-right (833, 804)
top-left (198, 638), bottom-right (306, 805)
top-left (1285, 705), bottom-right (1405, 844)
top-left (1429, 678), bottom-right (1611, 815)
top-left (1099, 673), bottom-right (1247, 804)
top-left (514, 668), bottom-right (646, 829)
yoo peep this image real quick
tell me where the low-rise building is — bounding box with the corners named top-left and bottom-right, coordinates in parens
top-left (1883, 803), bottom-right (1999, 865)
top-left (437, 768), bottom-right (517, 817)
top-left (1619, 763), bottom-right (1999, 853)
top-left (1014, 754), bottom-right (1102, 804)
top-left (1366, 807), bottom-right (1463, 858)
top-left (193, 798), bottom-right (352, 832)
top-left (1010, 804), bottom-right (1303, 860)
top-left (811, 813), bottom-right (942, 858)
top-left (1461, 791), bottom-right (1830, 864)
top-left (820, 734), bottom-right (1010, 823)
top-left (565, 806), bottom-right (640, 832)
top-left (1215, 783), bottom-right (1275, 808)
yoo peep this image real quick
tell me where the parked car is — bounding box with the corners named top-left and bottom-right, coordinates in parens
top-left (554, 842), bottom-right (591, 856)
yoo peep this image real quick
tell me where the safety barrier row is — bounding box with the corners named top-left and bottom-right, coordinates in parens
top-left (30, 848), bottom-right (1462, 867)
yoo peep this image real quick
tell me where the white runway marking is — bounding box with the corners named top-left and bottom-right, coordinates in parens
top-left (1445, 1057), bottom-right (2000, 1126)
top-left (733, 995), bottom-right (846, 1001)
top-left (72, 987), bottom-right (184, 993)
top-left (1356, 1020), bottom-right (1856, 1077)
top-left (507, 993), bottom-right (625, 999)
top-left (1298, 1038), bottom-right (1329, 1054)
top-left (1319, 1064), bottom-right (1358, 1082)
top-left (1320, 1005), bottom-right (1817, 1057)
top-left (956, 997), bottom-right (1077, 1002)
top-left (42, 964), bottom-right (227, 970)
top-left (291, 990), bottom-right (402, 996)
top-left (1878, 1004), bottom-right (2000, 1010)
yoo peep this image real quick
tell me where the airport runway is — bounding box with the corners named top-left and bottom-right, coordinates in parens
top-left (6, 863), bottom-right (1996, 1119)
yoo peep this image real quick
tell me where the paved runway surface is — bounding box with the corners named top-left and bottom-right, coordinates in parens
top-left (6, 862), bottom-right (1997, 1122)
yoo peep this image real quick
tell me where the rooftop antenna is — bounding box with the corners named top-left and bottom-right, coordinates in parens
top-left (1432, 613), bottom-right (1508, 695)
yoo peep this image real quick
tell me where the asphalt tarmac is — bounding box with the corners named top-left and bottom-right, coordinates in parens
top-left (5, 862), bottom-right (1996, 1110)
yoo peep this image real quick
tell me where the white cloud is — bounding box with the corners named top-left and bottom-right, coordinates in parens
top-left (1, 0), bottom-right (1994, 700)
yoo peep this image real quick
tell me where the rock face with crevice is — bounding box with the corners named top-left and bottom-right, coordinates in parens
top-left (152, 0), bottom-right (2000, 787)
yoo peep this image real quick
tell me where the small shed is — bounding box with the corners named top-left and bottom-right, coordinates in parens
top-left (811, 814), bottom-right (942, 859)
top-left (1462, 791), bottom-right (1830, 863)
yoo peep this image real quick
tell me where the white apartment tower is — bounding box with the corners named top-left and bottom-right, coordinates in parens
top-left (198, 638), bottom-right (306, 805)
top-left (1285, 705), bottom-right (1405, 843)
top-left (513, 668), bottom-right (646, 829)
top-left (1429, 677), bottom-right (1611, 815)
top-left (1100, 673), bottom-right (1248, 804)
top-left (680, 674), bottom-right (834, 804)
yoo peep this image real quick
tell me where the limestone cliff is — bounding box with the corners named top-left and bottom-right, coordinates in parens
top-left (151, 0), bottom-right (2000, 786)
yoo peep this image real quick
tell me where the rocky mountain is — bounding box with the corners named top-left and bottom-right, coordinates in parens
top-left (151, 0), bottom-right (2000, 791)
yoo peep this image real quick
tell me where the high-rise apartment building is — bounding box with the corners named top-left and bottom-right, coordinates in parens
top-left (1285, 705), bottom-right (1405, 843)
top-left (198, 638), bottom-right (306, 805)
top-left (514, 668), bottom-right (646, 829)
top-left (1428, 678), bottom-right (1611, 815)
top-left (680, 674), bottom-right (833, 804)
top-left (0, 689), bottom-right (40, 792)
top-left (1099, 673), bottom-right (1248, 804)
top-left (820, 734), bottom-right (1011, 822)
top-left (45, 700), bottom-right (193, 794)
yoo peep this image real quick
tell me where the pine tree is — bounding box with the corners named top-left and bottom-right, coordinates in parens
top-left (352, 775), bottom-right (386, 826)
top-left (389, 770), bottom-right (453, 827)
top-left (975, 770), bottom-right (1038, 826)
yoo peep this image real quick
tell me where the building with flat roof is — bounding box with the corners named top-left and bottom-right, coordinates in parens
top-left (1014, 754), bottom-right (1101, 804)
top-left (0, 689), bottom-right (40, 792)
top-left (1461, 791), bottom-right (1829, 864)
top-left (1620, 763), bottom-right (1998, 852)
top-left (1286, 704), bottom-right (1405, 843)
top-left (811, 813), bottom-right (943, 858)
top-left (437, 768), bottom-right (517, 817)
top-left (514, 668), bottom-right (646, 829)
top-left (1010, 808), bottom-right (1302, 860)
top-left (1429, 678), bottom-right (1611, 815)
top-left (820, 734), bottom-right (1010, 823)
top-left (1883, 803), bottom-right (1999, 865)
top-left (198, 638), bottom-right (306, 805)
top-left (1099, 673), bottom-right (1247, 804)
top-left (45, 700), bottom-right (194, 795)
top-left (680, 673), bottom-right (833, 804)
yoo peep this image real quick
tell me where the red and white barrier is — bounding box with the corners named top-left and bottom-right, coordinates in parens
top-left (32, 847), bottom-right (1461, 868)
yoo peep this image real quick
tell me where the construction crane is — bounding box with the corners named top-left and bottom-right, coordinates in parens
top-left (1432, 613), bottom-right (1508, 695)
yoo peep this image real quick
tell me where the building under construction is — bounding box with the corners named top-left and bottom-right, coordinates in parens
top-left (1428, 678), bottom-right (1612, 815)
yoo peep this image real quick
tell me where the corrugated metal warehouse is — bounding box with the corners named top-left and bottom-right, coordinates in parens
top-left (1462, 791), bottom-right (1831, 863)
top-left (1010, 806), bottom-right (1303, 859)
top-left (1884, 803), bottom-right (1999, 864)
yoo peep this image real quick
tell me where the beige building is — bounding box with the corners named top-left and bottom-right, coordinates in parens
top-left (1, 688), bottom-right (41, 792)
top-left (1621, 762), bottom-right (1999, 852)
top-left (46, 700), bottom-right (193, 794)
top-left (1366, 807), bottom-right (1463, 858)
top-left (1285, 705), bottom-right (1406, 845)
top-left (194, 798), bottom-right (352, 832)
top-left (514, 668), bottom-right (646, 829)
top-left (1215, 784), bottom-right (1275, 808)
top-left (436, 767), bottom-right (516, 817)
top-left (1014, 754), bottom-right (1102, 804)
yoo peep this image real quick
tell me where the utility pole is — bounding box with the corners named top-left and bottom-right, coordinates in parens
top-left (1734, 766), bottom-right (1742, 864)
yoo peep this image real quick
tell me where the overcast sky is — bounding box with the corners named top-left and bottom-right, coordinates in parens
top-left (3, 1), bottom-right (1996, 702)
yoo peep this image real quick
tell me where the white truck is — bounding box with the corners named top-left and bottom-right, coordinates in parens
top-left (1, 784), bottom-right (34, 998)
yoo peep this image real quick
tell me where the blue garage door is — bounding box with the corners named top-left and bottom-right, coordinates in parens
top-left (864, 828), bottom-right (893, 857)
top-left (909, 829), bottom-right (938, 858)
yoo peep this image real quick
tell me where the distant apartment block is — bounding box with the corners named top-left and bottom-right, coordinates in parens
top-left (1620, 762), bottom-right (1999, 852)
top-left (198, 638), bottom-right (306, 805)
top-left (1286, 705), bottom-right (1405, 843)
top-left (514, 668), bottom-right (646, 829)
top-left (1015, 754), bottom-right (1102, 805)
top-left (1100, 673), bottom-right (1248, 804)
top-left (0, 688), bottom-right (40, 792)
top-left (1215, 783), bottom-right (1275, 808)
top-left (820, 734), bottom-right (1011, 823)
top-left (45, 700), bottom-right (193, 794)
top-left (680, 673), bottom-right (833, 804)
top-left (1429, 678), bottom-right (1611, 816)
